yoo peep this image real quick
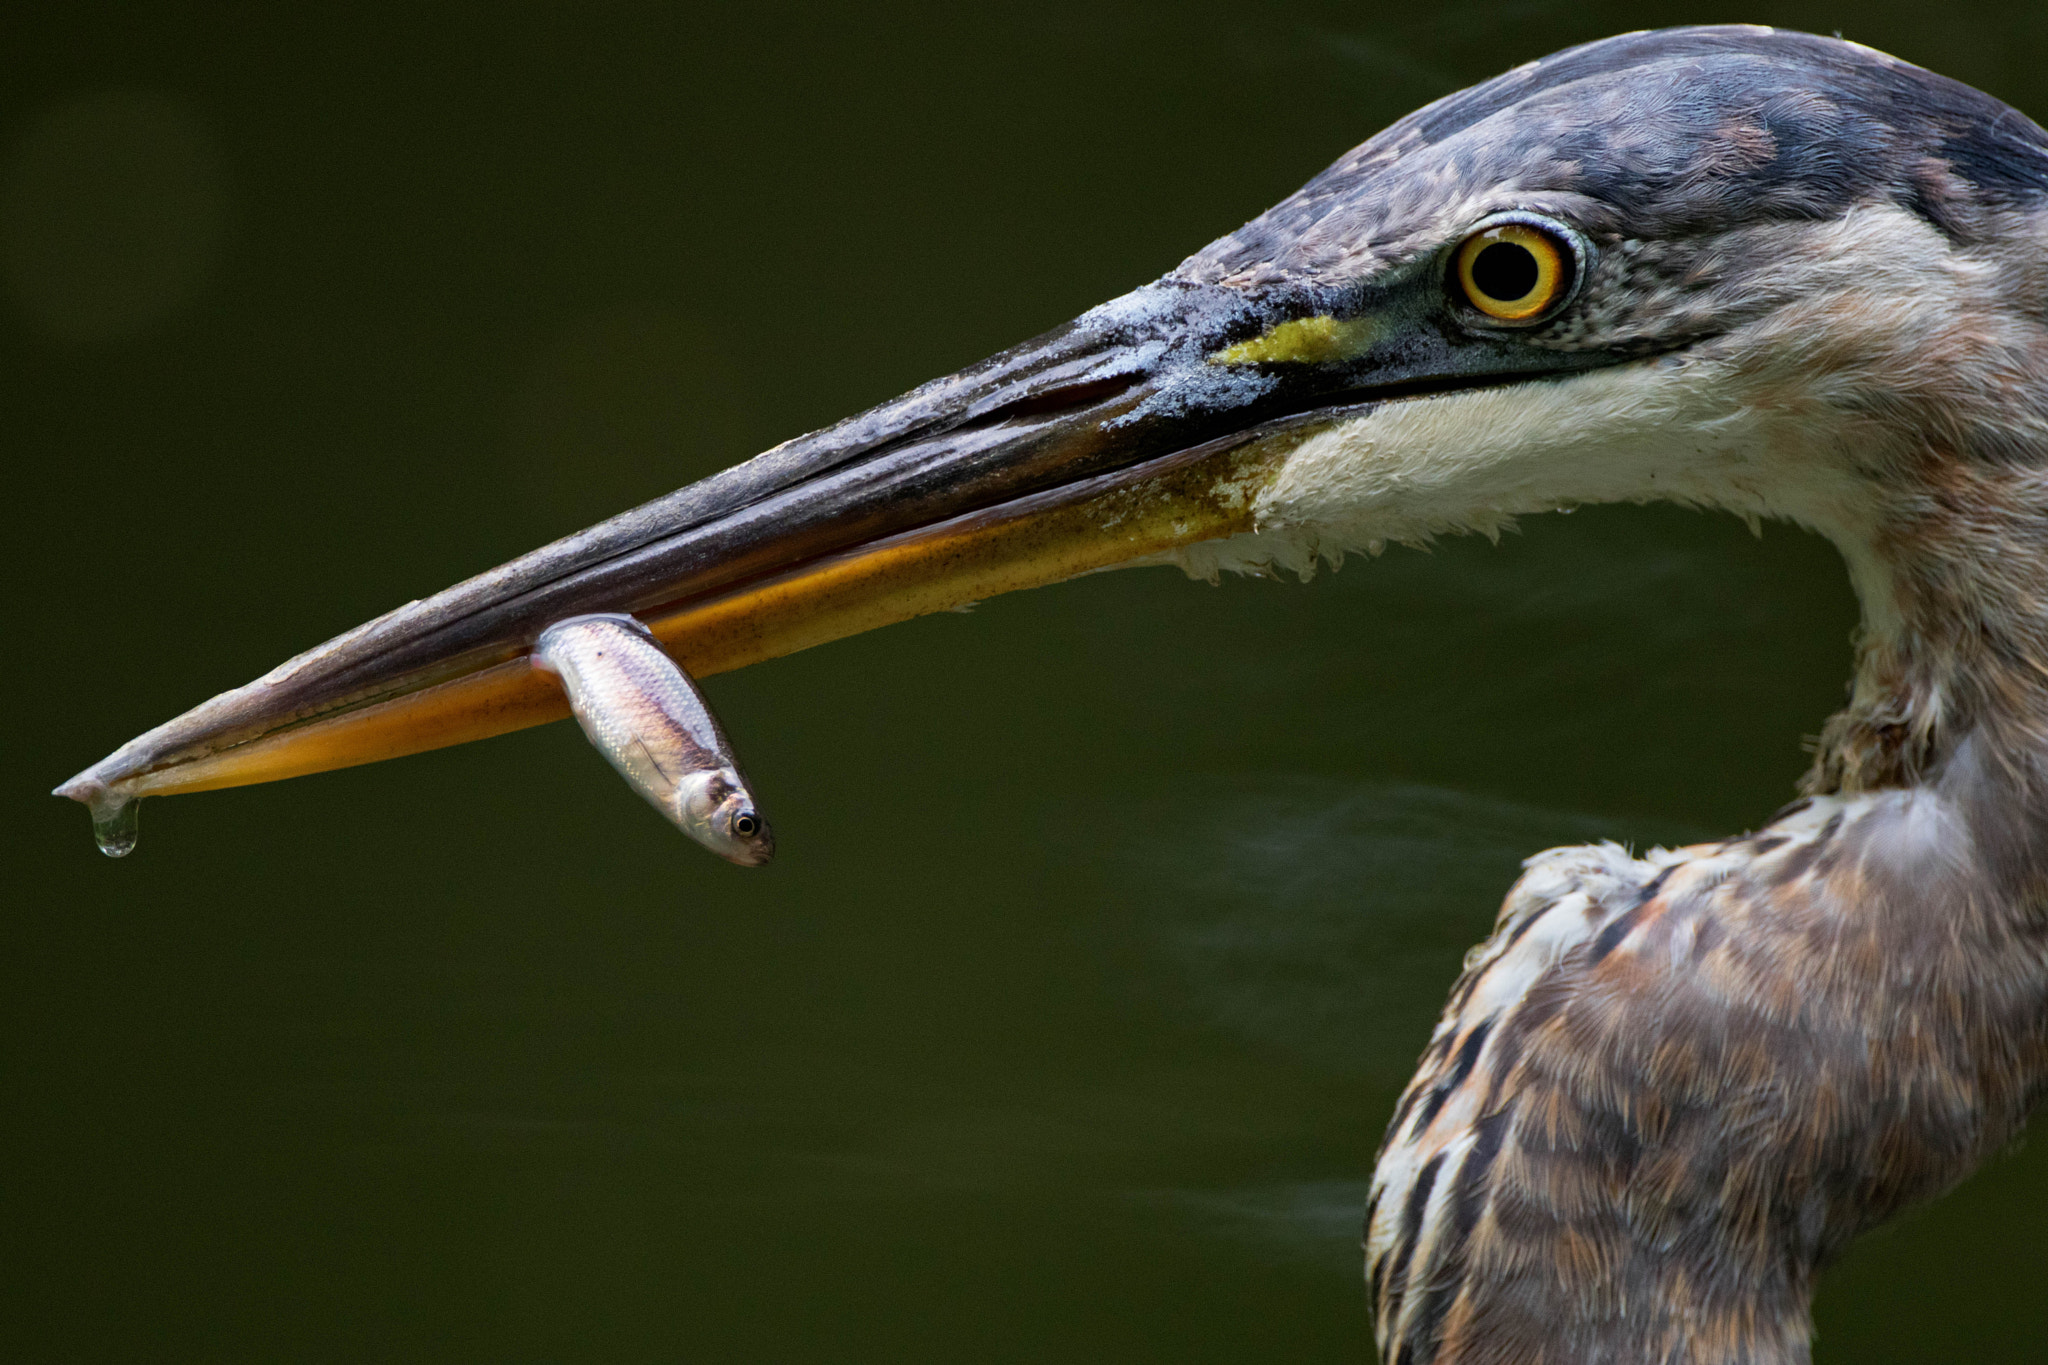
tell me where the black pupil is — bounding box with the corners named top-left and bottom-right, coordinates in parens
top-left (733, 813), bottom-right (757, 836)
top-left (1471, 241), bottom-right (1540, 302)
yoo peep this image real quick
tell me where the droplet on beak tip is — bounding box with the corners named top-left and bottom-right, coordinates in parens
top-left (54, 773), bottom-right (143, 856)
top-left (90, 792), bottom-right (140, 857)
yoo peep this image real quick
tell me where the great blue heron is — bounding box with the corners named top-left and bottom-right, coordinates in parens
top-left (58, 25), bottom-right (2048, 1363)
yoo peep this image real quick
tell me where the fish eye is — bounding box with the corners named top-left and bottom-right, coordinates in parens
top-left (1452, 217), bottom-right (1576, 324)
top-left (731, 812), bottom-right (759, 838)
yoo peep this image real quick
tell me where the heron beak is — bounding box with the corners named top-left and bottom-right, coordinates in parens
top-left (58, 281), bottom-right (1383, 808)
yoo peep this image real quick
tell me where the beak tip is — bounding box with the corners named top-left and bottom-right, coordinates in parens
top-left (53, 771), bottom-right (99, 804)
top-left (53, 757), bottom-right (137, 807)
top-left (53, 764), bottom-right (146, 857)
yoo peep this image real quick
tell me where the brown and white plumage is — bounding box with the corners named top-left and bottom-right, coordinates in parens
top-left (1372, 773), bottom-right (2048, 1362)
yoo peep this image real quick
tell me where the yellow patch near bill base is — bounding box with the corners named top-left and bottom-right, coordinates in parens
top-left (1206, 314), bottom-right (1383, 366)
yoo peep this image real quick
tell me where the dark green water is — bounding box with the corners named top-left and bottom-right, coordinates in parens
top-left (9, 4), bottom-right (2048, 1359)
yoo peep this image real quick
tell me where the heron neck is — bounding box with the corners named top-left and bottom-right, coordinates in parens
top-left (1808, 458), bottom-right (2048, 807)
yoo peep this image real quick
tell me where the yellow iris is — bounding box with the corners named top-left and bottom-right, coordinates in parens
top-left (1455, 222), bottom-right (1568, 322)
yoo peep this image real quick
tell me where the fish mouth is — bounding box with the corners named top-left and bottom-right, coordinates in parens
top-left (56, 276), bottom-right (1590, 807)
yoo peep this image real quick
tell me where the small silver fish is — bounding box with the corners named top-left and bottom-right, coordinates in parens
top-left (532, 614), bottom-right (774, 866)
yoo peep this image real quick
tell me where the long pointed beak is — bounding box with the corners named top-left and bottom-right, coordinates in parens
top-left (59, 280), bottom-right (1363, 808)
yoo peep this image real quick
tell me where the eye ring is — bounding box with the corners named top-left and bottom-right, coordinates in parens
top-left (1451, 215), bottom-right (1581, 325)
top-left (731, 812), bottom-right (759, 838)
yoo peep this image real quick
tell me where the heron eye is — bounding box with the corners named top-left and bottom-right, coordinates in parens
top-left (1453, 221), bottom-right (1571, 322)
top-left (732, 812), bottom-right (759, 837)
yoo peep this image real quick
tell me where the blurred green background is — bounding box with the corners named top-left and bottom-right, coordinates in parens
top-left (7, 3), bottom-right (2047, 1360)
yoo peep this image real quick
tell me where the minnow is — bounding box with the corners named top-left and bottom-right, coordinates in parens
top-left (532, 615), bottom-right (773, 866)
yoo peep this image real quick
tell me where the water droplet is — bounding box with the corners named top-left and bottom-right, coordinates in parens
top-left (89, 793), bottom-right (139, 857)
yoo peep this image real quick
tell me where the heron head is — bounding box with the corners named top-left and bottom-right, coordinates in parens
top-left (1175, 26), bottom-right (2048, 588)
top-left (59, 25), bottom-right (2048, 819)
